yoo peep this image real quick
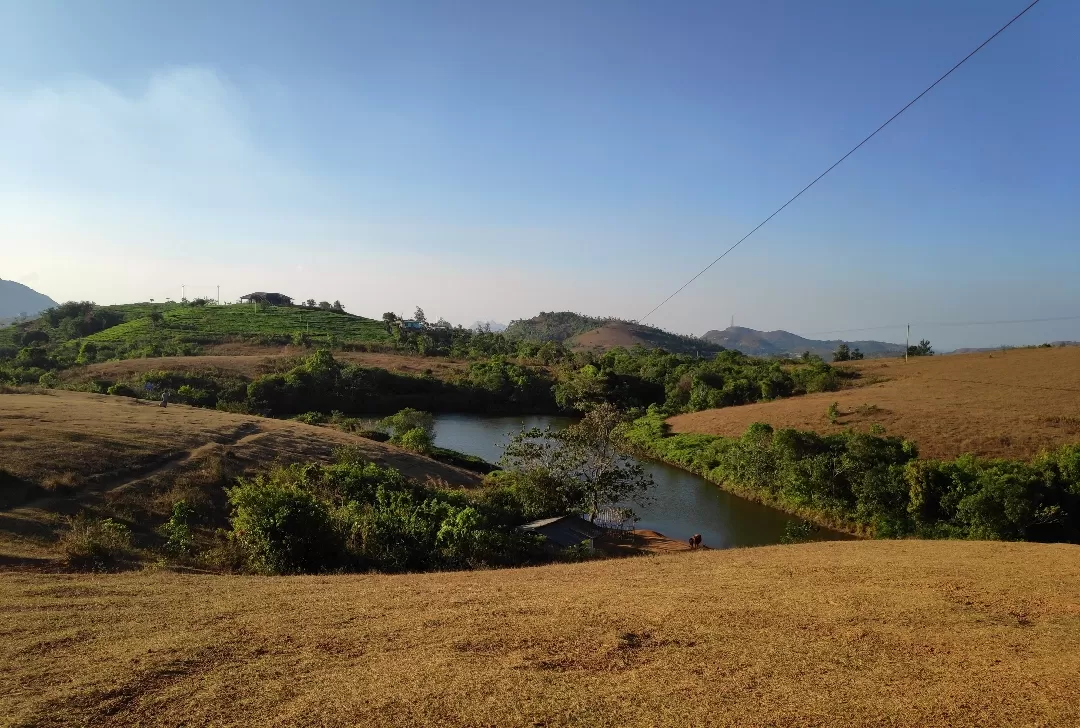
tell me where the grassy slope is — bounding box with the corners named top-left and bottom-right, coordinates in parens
top-left (668, 346), bottom-right (1080, 460)
top-left (85, 303), bottom-right (390, 344)
top-left (570, 321), bottom-right (723, 356)
top-left (2, 540), bottom-right (1078, 727)
top-left (0, 390), bottom-right (481, 563)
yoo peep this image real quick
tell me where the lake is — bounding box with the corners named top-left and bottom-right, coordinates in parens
top-left (432, 413), bottom-right (847, 549)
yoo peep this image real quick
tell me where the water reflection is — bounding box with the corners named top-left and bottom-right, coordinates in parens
top-left (432, 413), bottom-right (847, 549)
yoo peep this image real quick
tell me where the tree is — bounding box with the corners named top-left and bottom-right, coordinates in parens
top-left (850, 347), bottom-right (864, 360)
top-left (833, 343), bottom-right (851, 362)
top-left (907, 339), bottom-right (934, 357)
top-left (379, 408), bottom-right (436, 443)
top-left (413, 307), bottom-right (427, 325)
top-left (318, 301), bottom-right (332, 310)
top-left (501, 403), bottom-right (652, 522)
top-left (332, 300), bottom-right (345, 312)
top-left (382, 312), bottom-right (399, 323)
top-left (306, 299), bottom-right (316, 308)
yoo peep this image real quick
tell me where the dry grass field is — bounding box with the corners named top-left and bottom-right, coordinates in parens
top-left (0, 390), bottom-right (481, 565)
top-left (669, 346), bottom-right (1080, 460)
top-left (62, 349), bottom-right (467, 383)
top-left (1, 540), bottom-right (1078, 727)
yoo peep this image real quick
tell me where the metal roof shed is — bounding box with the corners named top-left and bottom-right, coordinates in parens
top-left (519, 515), bottom-right (603, 550)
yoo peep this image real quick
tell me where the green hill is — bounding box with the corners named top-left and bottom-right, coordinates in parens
top-left (503, 311), bottom-right (615, 342)
top-left (0, 301), bottom-right (390, 365)
top-left (505, 312), bottom-right (723, 356)
top-left (85, 303), bottom-right (388, 345)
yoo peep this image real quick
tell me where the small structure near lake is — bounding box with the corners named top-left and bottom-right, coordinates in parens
top-left (519, 515), bottom-right (603, 552)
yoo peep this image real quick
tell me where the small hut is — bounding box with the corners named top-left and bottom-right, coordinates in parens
top-left (519, 515), bottom-right (603, 552)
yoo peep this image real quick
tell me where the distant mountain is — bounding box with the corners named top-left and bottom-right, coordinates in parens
top-left (471, 320), bottom-right (507, 332)
top-left (0, 279), bottom-right (58, 321)
top-left (702, 326), bottom-right (904, 359)
top-left (505, 312), bottom-right (723, 356)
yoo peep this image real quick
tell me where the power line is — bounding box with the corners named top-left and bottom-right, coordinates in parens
top-left (640, 0), bottom-right (1044, 323)
top-left (805, 314), bottom-right (1080, 337)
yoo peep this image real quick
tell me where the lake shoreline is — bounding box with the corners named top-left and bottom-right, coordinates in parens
top-left (432, 412), bottom-right (848, 549)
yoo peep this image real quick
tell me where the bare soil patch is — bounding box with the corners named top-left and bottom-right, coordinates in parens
top-left (1, 540), bottom-right (1077, 727)
top-left (669, 346), bottom-right (1080, 460)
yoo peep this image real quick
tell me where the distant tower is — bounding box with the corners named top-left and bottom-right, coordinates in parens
top-left (730, 314), bottom-right (734, 329)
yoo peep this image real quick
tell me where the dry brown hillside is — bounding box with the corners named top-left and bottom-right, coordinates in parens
top-left (0, 390), bottom-right (481, 566)
top-left (2, 540), bottom-right (1078, 727)
top-left (669, 346), bottom-right (1080, 460)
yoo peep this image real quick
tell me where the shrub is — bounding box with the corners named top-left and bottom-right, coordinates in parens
top-left (826, 402), bottom-right (840, 424)
top-left (161, 500), bottom-right (196, 556)
top-left (176, 384), bottom-right (214, 407)
top-left (397, 427), bottom-right (434, 454)
top-left (380, 408), bottom-right (435, 440)
top-left (60, 515), bottom-right (133, 571)
top-left (107, 383), bottom-right (138, 397)
top-left (780, 521), bottom-right (815, 544)
top-left (294, 411), bottom-right (328, 426)
top-left (227, 474), bottom-right (339, 574)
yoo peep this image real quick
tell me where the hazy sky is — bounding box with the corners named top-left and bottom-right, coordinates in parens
top-left (1, 0), bottom-right (1077, 348)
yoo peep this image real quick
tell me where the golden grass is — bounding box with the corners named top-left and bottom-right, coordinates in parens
top-left (670, 346), bottom-right (1080, 459)
top-left (0, 390), bottom-right (481, 491)
top-left (1, 540), bottom-right (1077, 727)
top-left (0, 391), bottom-right (482, 565)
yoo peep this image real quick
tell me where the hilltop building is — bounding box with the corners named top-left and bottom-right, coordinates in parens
top-left (240, 292), bottom-right (294, 306)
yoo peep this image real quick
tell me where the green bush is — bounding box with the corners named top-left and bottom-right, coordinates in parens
top-left (223, 451), bottom-right (544, 575)
top-left (227, 474), bottom-right (339, 574)
top-left (380, 408), bottom-right (435, 441)
top-left (161, 500), bottom-right (196, 556)
top-left (107, 383), bottom-right (138, 397)
top-left (60, 515), bottom-right (133, 571)
top-left (397, 427), bottom-right (434, 454)
top-left (626, 413), bottom-right (1080, 543)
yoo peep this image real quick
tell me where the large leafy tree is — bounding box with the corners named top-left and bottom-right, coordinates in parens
top-left (501, 403), bottom-right (652, 522)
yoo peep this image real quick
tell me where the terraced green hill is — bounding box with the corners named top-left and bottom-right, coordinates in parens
top-left (85, 303), bottom-right (389, 345)
top-left (0, 301), bottom-right (391, 367)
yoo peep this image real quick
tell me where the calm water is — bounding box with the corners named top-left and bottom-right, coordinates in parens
top-left (433, 413), bottom-right (846, 549)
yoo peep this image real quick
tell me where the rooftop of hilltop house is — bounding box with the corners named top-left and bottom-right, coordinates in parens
top-left (239, 292), bottom-right (294, 306)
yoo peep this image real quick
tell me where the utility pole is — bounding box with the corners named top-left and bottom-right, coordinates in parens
top-left (906, 324), bottom-right (910, 363)
top-left (181, 284), bottom-right (186, 301)
top-left (216, 285), bottom-right (220, 304)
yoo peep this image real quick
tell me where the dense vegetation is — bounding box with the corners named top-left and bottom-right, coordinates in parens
top-left (555, 346), bottom-right (841, 412)
top-left (1, 300), bottom-right (845, 419)
top-left (626, 412), bottom-right (1080, 542)
top-left (226, 448), bottom-right (549, 574)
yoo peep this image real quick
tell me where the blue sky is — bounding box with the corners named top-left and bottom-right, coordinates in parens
top-left (1, 0), bottom-right (1076, 348)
